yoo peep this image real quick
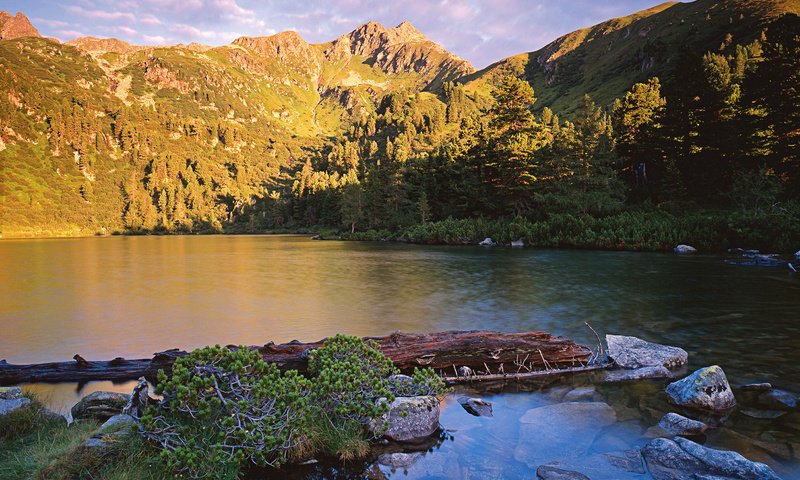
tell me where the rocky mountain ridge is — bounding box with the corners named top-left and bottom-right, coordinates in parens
top-left (0, 11), bottom-right (40, 40)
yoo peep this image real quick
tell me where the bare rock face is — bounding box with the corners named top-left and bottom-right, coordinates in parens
top-left (665, 366), bottom-right (736, 413)
top-left (604, 365), bottom-right (672, 382)
top-left (642, 437), bottom-right (781, 480)
top-left (0, 11), bottom-right (41, 40)
top-left (606, 334), bottom-right (688, 369)
top-left (0, 397), bottom-right (30, 416)
top-left (657, 412), bottom-right (708, 436)
top-left (71, 391), bottom-right (130, 421)
top-left (371, 396), bottom-right (440, 442)
top-left (66, 37), bottom-right (143, 54)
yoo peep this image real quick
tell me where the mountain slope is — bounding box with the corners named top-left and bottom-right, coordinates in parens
top-left (0, 11), bottom-right (40, 40)
top-left (462, 0), bottom-right (800, 113)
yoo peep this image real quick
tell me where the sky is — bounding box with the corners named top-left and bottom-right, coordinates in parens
top-left (2, 0), bottom-right (667, 69)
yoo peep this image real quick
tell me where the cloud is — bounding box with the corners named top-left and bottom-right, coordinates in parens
top-left (65, 6), bottom-right (136, 22)
top-left (139, 14), bottom-right (162, 26)
top-left (54, 29), bottom-right (85, 40)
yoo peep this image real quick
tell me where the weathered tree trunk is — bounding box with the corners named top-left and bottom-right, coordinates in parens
top-left (0, 330), bottom-right (592, 385)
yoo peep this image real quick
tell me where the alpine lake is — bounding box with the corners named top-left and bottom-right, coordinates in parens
top-left (1, 235), bottom-right (799, 479)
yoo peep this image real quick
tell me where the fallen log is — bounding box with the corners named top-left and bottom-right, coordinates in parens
top-left (0, 330), bottom-right (592, 385)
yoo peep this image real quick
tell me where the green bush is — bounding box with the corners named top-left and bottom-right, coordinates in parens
top-left (141, 345), bottom-right (312, 479)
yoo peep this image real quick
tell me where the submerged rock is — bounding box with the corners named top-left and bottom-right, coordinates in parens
top-left (606, 334), bottom-right (688, 369)
top-left (0, 397), bottom-right (30, 417)
top-left (740, 382), bottom-right (772, 392)
top-left (758, 389), bottom-right (798, 410)
top-left (511, 238), bottom-right (524, 248)
top-left (740, 408), bottom-right (786, 419)
top-left (515, 402), bottom-right (617, 467)
top-left (603, 366), bottom-right (672, 382)
top-left (604, 449), bottom-right (646, 474)
top-left (371, 396), bottom-right (440, 443)
top-left (535, 465), bottom-right (590, 480)
top-left (665, 365), bottom-right (736, 412)
top-left (673, 244), bottom-right (697, 254)
top-left (458, 397), bottom-right (493, 417)
top-left (642, 437), bottom-right (781, 480)
top-left (376, 452), bottom-right (423, 469)
top-left (71, 391), bottom-right (130, 421)
top-left (563, 386), bottom-right (596, 402)
top-left (657, 412), bottom-right (708, 436)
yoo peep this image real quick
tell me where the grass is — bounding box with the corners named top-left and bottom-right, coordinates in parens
top-left (306, 410), bottom-right (371, 462)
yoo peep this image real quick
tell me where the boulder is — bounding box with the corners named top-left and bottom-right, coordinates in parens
top-left (515, 402), bottom-right (616, 467)
top-left (606, 334), bottom-right (688, 369)
top-left (758, 389), bottom-right (798, 410)
top-left (458, 397), bottom-right (493, 417)
top-left (371, 396), bottom-right (439, 443)
top-left (478, 237), bottom-right (497, 247)
top-left (604, 449), bottom-right (646, 474)
top-left (603, 366), bottom-right (672, 382)
top-left (563, 386), bottom-right (595, 402)
top-left (376, 452), bottom-right (422, 469)
top-left (535, 465), bottom-right (590, 480)
top-left (657, 412), bottom-right (708, 436)
top-left (674, 244), bottom-right (697, 254)
top-left (665, 366), bottom-right (736, 412)
top-left (0, 386), bottom-right (22, 400)
top-left (511, 238), bottom-right (524, 248)
top-left (71, 391), bottom-right (130, 421)
top-left (642, 437), bottom-right (781, 480)
top-left (795, 250), bottom-right (800, 259)
top-left (740, 408), bottom-right (786, 419)
top-left (0, 397), bottom-right (30, 416)
top-left (40, 408), bottom-right (67, 426)
top-left (78, 414), bottom-right (137, 458)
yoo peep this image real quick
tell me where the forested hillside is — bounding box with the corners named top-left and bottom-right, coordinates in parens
top-left (0, 0), bottom-right (798, 251)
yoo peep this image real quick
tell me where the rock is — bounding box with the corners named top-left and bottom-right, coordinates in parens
top-left (40, 408), bottom-right (68, 426)
top-left (478, 237), bottom-right (497, 247)
top-left (795, 249), bottom-right (800, 259)
top-left (657, 412), bottom-right (708, 436)
top-left (458, 397), bottom-right (493, 417)
top-left (377, 452), bottom-right (422, 469)
top-left (457, 365), bottom-right (474, 377)
top-left (674, 244), bottom-right (697, 254)
top-left (740, 408), bottom-right (787, 419)
top-left (98, 413), bottom-right (137, 434)
top-left (371, 396), bottom-right (439, 443)
top-left (665, 366), bottom-right (736, 412)
top-left (606, 334), bottom-right (688, 369)
top-left (511, 238), bottom-right (524, 248)
top-left (563, 386), bottom-right (595, 402)
top-left (603, 366), bottom-right (672, 382)
top-left (387, 374), bottom-right (416, 396)
top-left (757, 389), bottom-right (798, 410)
top-left (535, 465), bottom-right (590, 480)
top-left (0, 397), bottom-right (31, 416)
top-left (604, 449), bottom-right (646, 474)
top-left (740, 382), bottom-right (772, 392)
top-left (515, 402), bottom-right (616, 467)
top-left (642, 437), bottom-right (781, 480)
top-left (0, 386), bottom-right (22, 400)
top-left (78, 414), bottom-right (137, 458)
top-left (71, 391), bottom-right (130, 421)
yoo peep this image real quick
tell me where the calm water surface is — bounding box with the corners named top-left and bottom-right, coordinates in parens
top-left (1, 235), bottom-right (799, 478)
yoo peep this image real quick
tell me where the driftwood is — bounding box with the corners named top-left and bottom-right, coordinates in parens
top-left (0, 330), bottom-right (592, 386)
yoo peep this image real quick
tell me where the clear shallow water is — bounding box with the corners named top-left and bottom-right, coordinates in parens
top-left (1, 235), bottom-right (799, 478)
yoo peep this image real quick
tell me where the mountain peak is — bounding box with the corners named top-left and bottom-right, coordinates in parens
top-left (66, 36), bottom-right (142, 54)
top-left (393, 20), bottom-right (425, 41)
top-left (0, 11), bottom-right (41, 40)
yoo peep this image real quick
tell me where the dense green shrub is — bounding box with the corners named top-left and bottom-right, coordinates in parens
top-left (141, 346), bottom-right (312, 479)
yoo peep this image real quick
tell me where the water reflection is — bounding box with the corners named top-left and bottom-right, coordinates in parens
top-left (1, 235), bottom-right (799, 478)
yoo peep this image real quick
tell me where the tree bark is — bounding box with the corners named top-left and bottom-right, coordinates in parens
top-left (0, 330), bottom-right (592, 385)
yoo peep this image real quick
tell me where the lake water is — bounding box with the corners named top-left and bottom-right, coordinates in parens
top-left (1, 235), bottom-right (799, 478)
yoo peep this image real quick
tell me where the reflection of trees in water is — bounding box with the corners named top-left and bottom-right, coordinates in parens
top-left (250, 429), bottom-right (449, 479)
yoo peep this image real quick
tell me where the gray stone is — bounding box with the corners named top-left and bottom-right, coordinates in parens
top-left (371, 396), bottom-right (439, 443)
top-left (536, 465), bottom-right (590, 480)
top-left (478, 237), bottom-right (497, 247)
top-left (563, 387), bottom-right (595, 402)
top-left (642, 437), bottom-right (781, 480)
top-left (657, 412), bottom-right (708, 436)
top-left (71, 391), bottom-right (130, 421)
top-left (758, 389), bottom-right (797, 410)
top-left (603, 366), bottom-right (672, 382)
top-left (606, 335), bottom-right (688, 369)
top-left (515, 402), bottom-right (616, 467)
top-left (674, 244), bottom-right (697, 254)
top-left (458, 397), bottom-right (493, 417)
top-left (0, 397), bottom-right (31, 416)
top-left (740, 382), bottom-right (772, 392)
top-left (98, 414), bottom-right (137, 434)
top-left (665, 366), bottom-right (736, 412)
top-left (604, 449), bottom-right (645, 474)
top-left (740, 408), bottom-right (787, 419)
top-left (0, 386), bottom-right (22, 400)
top-left (41, 408), bottom-right (67, 426)
top-left (511, 238), bottom-right (524, 248)
top-left (795, 250), bottom-right (800, 259)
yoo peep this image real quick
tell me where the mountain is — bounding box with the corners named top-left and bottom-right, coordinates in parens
top-left (462, 0), bottom-right (800, 113)
top-left (0, 11), bottom-right (40, 40)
